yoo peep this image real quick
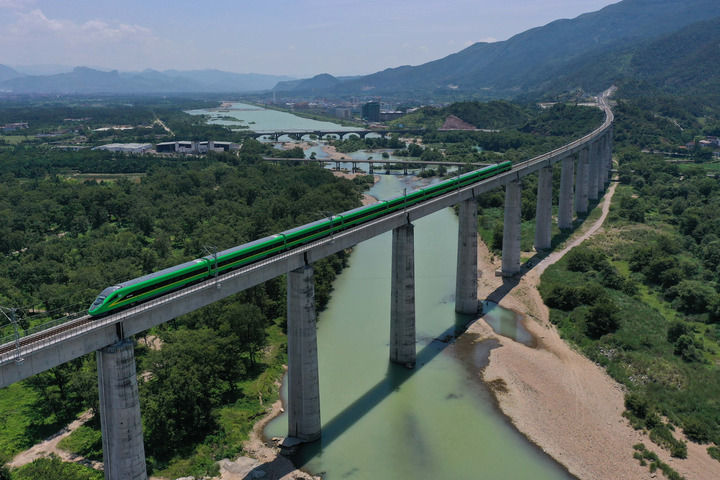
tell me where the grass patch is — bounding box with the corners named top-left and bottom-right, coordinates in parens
top-left (0, 383), bottom-right (41, 460)
top-left (0, 135), bottom-right (28, 145)
top-left (57, 425), bottom-right (102, 461)
top-left (10, 455), bottom-right (102, 480)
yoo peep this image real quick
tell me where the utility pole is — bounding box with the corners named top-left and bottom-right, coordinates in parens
top-left (1, 306), bottom-right (23, 364)
top-left (202, 246), bottom-right (219, 278)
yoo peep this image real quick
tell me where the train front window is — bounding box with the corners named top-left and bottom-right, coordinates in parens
top-left (89, 286), bottom-right (119, 310)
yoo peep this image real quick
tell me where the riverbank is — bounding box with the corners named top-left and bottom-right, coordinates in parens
top-left (469, 182), bottom-right (719, 480)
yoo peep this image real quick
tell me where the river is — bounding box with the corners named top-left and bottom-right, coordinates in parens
top-left (194, 104), bottom-right (573, 479)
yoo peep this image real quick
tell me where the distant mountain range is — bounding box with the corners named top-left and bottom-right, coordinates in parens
top-left (274, 0), bottom-right (720, 100)
top-left (1, 0), bottom-right (717, 99)
top-left (0, 67), bottom-right (294, 94)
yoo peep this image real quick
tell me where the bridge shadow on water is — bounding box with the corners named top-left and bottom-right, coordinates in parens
top-left (249, 201), bottom-right (603, 477)
top-left (289, 311), bottom-right (475, 469)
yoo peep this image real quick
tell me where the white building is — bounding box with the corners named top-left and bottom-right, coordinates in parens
top-left (92, 143), bottom-right (152, 154)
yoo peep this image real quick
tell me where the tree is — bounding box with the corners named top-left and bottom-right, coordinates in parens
top-left (585, 301), bottom-right (620, 338)
top-left (141, 328), bottom-right (245, 458)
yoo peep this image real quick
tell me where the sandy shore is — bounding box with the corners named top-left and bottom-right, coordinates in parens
top-left (468, 182), bottom-right (720, 480)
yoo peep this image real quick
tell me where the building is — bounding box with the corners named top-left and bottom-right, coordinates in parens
top-left (361, 102), bottom-right (380, 122)
top-left (1, 122), bottom-right (29, 132)
top-left (92, 143), bottom-right (152, 154)
top-left (335, 107), bottom-right (352, 120)
top-left (380, 111), bottom-right (404, 122)
top-left (155, 140), bottom-right (240, 154)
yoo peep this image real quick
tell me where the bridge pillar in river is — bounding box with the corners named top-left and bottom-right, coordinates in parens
top-left (575, 147), bottom-right (590, 215)
top-left (455, 199), bottom-right (478, 314)
top-left (391, 223), bottom-right (416, 368)
top-left (287, 265), bottom-right (321, 442)
top-left (534, 165), bottom-right (553, 251)
top-left (502, 179), bottom-right (522, 276)
top-left (97, 339), bottom-right (147, 480)
top-left (558, 155), bottom-right (575, 230)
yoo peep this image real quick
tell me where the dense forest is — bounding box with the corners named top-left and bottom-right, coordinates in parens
top-left (0, 137), bottom-right (372, 477)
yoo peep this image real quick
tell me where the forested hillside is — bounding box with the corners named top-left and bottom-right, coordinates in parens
top-left (539, 16), bottom-right (720, 104)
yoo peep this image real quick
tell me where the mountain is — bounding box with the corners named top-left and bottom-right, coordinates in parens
top-left (301, 0), bottom-right (719, 99)
top-left (0, 66), bottom-right (295, 94)
top-left (535, 16), bottom-right (720, 99)
top-left (273, 73), bottom-right (341, 92)
top-left (0, 65), bottom-right (22, 83)
top-left (162, 69), bottom-right (294, 92)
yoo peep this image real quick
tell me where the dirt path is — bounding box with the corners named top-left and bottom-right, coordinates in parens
top-left (467, 181), bottom-right (720, 480)
top-left (8, 410), bottom-right (102, 470)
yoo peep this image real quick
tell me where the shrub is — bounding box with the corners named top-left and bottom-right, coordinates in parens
top-left (625, 393), bottom-right (650, 419)
top-left (708, 446), bottom-right (720, 462)
top-left (649, 425), bottom-right (687, 458)
top-left (667, 321), bottom-right (690, 344)
top-left (673, 334), bottom-right (703, 363)
top-left (585, 301), bottom-right (620, 338)
top-left (566, 246), bottom-right (605, 272)
top-left (683, 417), bottom-right (712, 443)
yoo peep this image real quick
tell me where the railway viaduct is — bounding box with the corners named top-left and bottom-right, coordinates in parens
top-left (0, 93), bottom-right (614, 480)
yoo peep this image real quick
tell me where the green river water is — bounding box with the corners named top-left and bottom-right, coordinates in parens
top-left (266, 175), bottom-right (572, 479)
top-left (188, 104), bottom-right (573, 479)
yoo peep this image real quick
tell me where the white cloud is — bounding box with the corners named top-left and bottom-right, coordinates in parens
top-left (0, 0), bottom-right (34, 10)
top-left (1, 8), bottom-right (159, 69)
top-left (10, 9), bottom-right (63, 32)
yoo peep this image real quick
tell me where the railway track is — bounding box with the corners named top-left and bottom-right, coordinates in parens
top-left (0, 315), bottom-right (94, 358)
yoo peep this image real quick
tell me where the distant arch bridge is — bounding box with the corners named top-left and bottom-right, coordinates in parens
top-left (248, 129), bottom-right (426, 141)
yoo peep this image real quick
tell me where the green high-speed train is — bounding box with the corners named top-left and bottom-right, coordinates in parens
top-left (88, 161), bottom-right (512, 316)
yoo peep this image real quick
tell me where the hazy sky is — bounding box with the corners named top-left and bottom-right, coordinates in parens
top-left (0, 0), bottom-right (620, 77)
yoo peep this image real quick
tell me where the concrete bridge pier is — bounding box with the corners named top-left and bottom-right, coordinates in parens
top-left (455, 198), bottom-right (478, 314)
top-left (390, 223), bottom-right (416, 368)
top-left (502, 179), bottom-right (522, 276)
top-left (558, 155), bottom-right (575, 230)
top-left (534, 165), bottom-right (553, 251)
top-left (97, 339), bottom-right (147, 480)
top-left (287, 265), bottom-right (321, 442)
top-left (601, 135), bottom-right (610, 188)
top-left (593, 141), bottom-right (603, 196)
top-left (575, 147), bottom-right (590, 215)
top-left (588, 143), bottom-right (600, 202)
top-left (603, 133), bottom-right (612, 185)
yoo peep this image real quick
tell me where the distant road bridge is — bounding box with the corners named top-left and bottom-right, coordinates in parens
top-left (0, 90), bottom-right (615, 480)
top-left (261, 156), bottom-right (491, 174)
top-left (248, 129), bottom-right (426, 141)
